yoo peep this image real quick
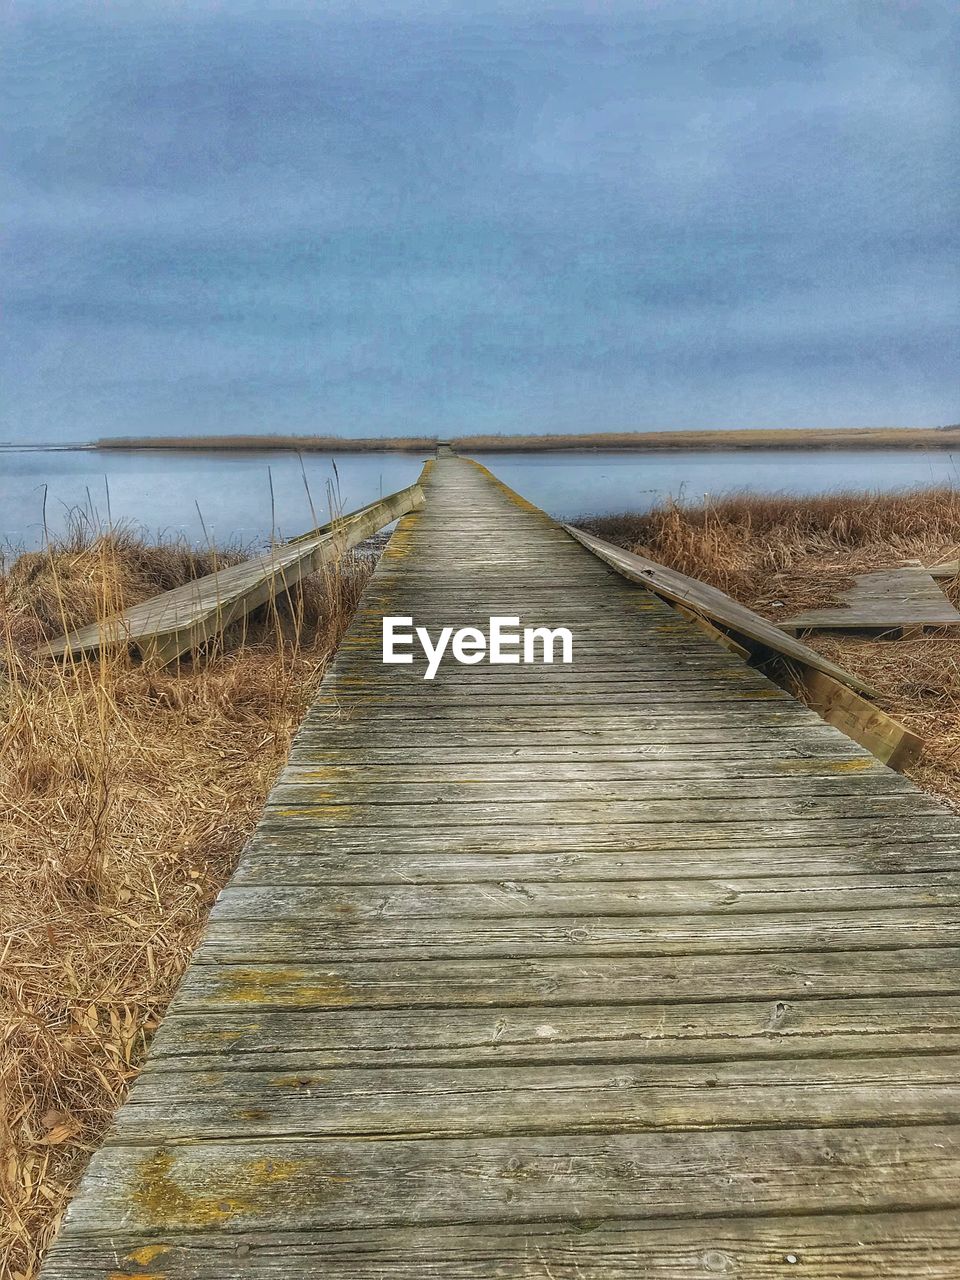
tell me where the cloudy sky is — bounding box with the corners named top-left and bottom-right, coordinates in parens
top-left (3, 0), bottom-right (957, 443)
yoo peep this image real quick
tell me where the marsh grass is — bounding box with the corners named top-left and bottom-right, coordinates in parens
top-left (95, 426), bottom-right (960, 452)
top-left (457, 427), bottom-right (960, 452)
top-left (579, 487), bottom-right (960, 614)
top-left (0, 523), bottom-right (373, 1278)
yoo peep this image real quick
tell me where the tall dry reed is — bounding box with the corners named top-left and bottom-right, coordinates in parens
top-left (580, 487), bottom-right (960, 614)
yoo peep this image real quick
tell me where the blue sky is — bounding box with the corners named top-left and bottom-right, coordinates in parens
top-left (3, 0), bottom-right (957, 442)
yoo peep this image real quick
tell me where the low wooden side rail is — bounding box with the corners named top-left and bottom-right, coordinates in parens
top-left (565, 524), bottom-right (922, 770)
top-left (41, 482), bottom-right (425, 665)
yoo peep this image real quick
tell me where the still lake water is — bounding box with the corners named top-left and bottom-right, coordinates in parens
top-left (3, 447), bottom-right (959, 551)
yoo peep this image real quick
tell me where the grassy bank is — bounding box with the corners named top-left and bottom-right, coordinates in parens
top-left (95, 433), bottom-right (438, 452)
top-left (0, 529), bottom-right (373, 1277)
top-left (93, 425), bottom-right (960, 453)
top-left (459, 426), bottom-right (960, 452)
top-left (577, 487), bottom-right (960, 807)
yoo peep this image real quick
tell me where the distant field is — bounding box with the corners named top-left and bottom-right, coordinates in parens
top-left (93, 426), bottom-right (960, 453)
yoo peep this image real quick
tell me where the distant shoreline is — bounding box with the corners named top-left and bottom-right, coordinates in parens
top-left (4, 426), bottom-right (960, 453)
top-left (96, 426), bottom-right (960, 453)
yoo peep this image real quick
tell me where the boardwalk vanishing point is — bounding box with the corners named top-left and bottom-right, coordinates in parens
top-left (44, 456), bottom-right (960, 1277)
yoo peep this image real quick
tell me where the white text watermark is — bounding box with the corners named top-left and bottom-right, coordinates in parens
top-left (382, 616), bottom-right (574, 679)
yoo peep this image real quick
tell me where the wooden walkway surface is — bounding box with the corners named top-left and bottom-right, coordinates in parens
top-left (779, 566), bottom-right (960, 635)
top-left (44, 457), bottom-right (960, 1277)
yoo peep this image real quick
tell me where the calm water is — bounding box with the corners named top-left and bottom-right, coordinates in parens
top-left (2, 447), bottom-right (959, 551)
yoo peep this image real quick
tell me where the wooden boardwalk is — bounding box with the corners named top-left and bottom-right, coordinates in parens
top-left (44, 457), bottom-right (960, 1277)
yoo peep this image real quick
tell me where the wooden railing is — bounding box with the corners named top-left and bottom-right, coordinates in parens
top-left (42, 481), bottom-right (425, 665)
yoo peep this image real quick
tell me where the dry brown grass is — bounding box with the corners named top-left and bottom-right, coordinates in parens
top-left (0, 527), bottom-right (373, 1278)
top-left (93, 426), bottom-right (960, 452)
top-left (578, 487), bottom-right (960, 810)
top-left (96, 433), bottom-right (437, 453)
top-left (458, 426), bottom-right (960, 452)
top-left (579, 487), bottom-right (960, 612)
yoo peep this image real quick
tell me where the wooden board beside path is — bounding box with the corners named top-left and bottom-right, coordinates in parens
top-left (779, 566), bottom-right (960, 634)
top-left (41, 484), bottom-right (424, 664)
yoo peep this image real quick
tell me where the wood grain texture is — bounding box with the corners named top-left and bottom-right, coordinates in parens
top-left (176, 947), bottom-right (960, 1012)
top-left (116, 1053), bottom-right (960, 1140)
top-left (563, 523), bottom-right (878, 695)
top-left (40, 1211), bottom-right (960, 1279)
top-left (42, 456), bottom-right (960, 1278)
top-left (148, 995), bottom-right (960, 1068)
top-left (48, 1126), bottom-right (960, 1233)
top-left (780, 664), bottom-right (924, 770)
top-left (779, 566), bottom-right (960, 632)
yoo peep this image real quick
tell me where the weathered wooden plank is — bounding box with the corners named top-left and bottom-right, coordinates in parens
top-left (270, 771), bottom-right (916, 803)
top-left (296, 718), bottom-right (837, 742)
top-left (251, 813), bottom-right (960, 854)
top-left (39, 1209), bottom-right (960, 1279)
top-left (563, 524), bottom-right (878, 696)
top-left (780, 567), bottom-right (960, 632)
top-left (41, 482), bottom-right (424, 663)
top-left (311, 690), bottom-right (801, 707)
top-left (149, 995), bottom-right (960, 1068)
top-left (289, 736), bottom-right (883, 759)
top-left (320, 674), bottom-right (789, 692)
top-left (325, 665), bottom-right (768, 681)
top-left (200, 907), bottom-right (960, 964)
top-left (118, 1053), bottom-right (960, 1140)
top-left (209, 873), bottom-right (960, 922)
top-left (232, 842), bottom-right (960, 886)
top-left (289, 736), bottom-right (875, 759)
top-left (177, 947), bottom-right (960, 1012)
top-left (301, 707), bottom-right (829, 728)
top-left (258, 795), bottom-right (945, 829)
top-left (48, 1126), bottom-right (960, 1235)
top-left (781, 663), bottom-right (924, 770)
top-left (281, 756), bottom-right (887, 781)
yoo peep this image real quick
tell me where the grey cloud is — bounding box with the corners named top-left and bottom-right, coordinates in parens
top-left (1, 0), bottom-right (956, 441)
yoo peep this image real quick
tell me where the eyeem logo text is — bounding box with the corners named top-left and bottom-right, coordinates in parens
top-left (383, 616), bottom-right (574, 680)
